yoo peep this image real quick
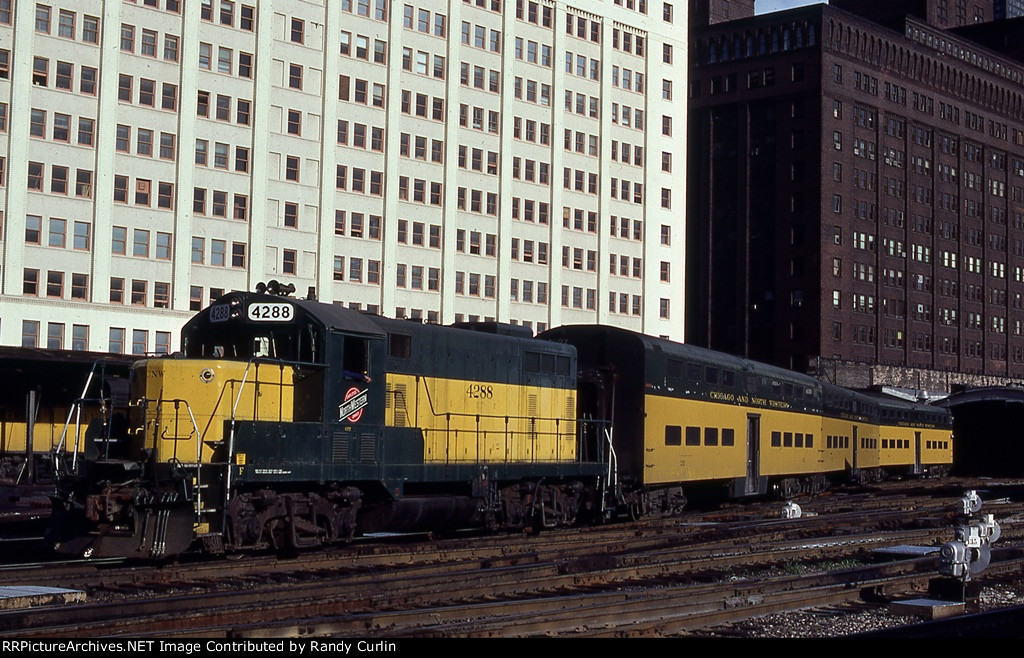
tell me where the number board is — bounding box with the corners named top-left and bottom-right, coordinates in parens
top-left (247, 302), bottom-right (295, 322)
top-left (209, 304), bottom-right (231, 323)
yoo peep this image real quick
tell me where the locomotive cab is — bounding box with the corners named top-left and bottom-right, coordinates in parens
top-left (49, 291), bottom-right (389, 558)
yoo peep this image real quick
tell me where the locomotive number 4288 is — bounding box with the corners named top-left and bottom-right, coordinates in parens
top-left (247, 303), bottom-right (294, 322)
top-left (466, 384), bottom-right (494, 399)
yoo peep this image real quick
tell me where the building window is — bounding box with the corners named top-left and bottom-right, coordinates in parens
top-left (131, 280), bottom-right (147, 305)
top-left (160, 133), bottom-right (176, 160)
top-left (111, 226), bottom-right (127, 255)
top-left (135, 179), bottom-right (151, 206)
top-left (48, 218), bottom-right (66, 247)
top-left (211, 240), bottom-right (226, 266)
top-left (233, 194), bottom-right (248, 220)
top-left (73, 221), bottom-right (91, 250)
top-left (235, 147), bottom-right (250, 172)
top-left (162, 83), bottom-right (178, 110)
top-left (22, 321), bottom-right (40, 348)
top-left (27, 162), bottom-right (43, 191)
top-left (156, 232), bottom-right (171, 259)
top-left (23, 269), bottom-right (39, 296)
top-left (132, 329), bottom-right (148, 355)
top-left (47, 271), bottom-right (64, 297)
top-left (155, 332), bottom-right (172, 355)
top-left (83, 16), bottom-right (99, 43)
top-left (232, 242), bottom-right (246, 268)
top-left (35, 5), bottom-right (51, 32)
top-left (33, 57), bottom-right (49, 86)
top-left (120, 24), bottom-right (135, 52)
top-left (81, 67), bottom-right (97, 95)
top-left (133, 229), bottom-right (150, 257)
top-left (57, 9), bottom-right (74, 37)
top-left (164, 35), bottom-right (180, 62)
top-left (109, 328), bottom-right (125, 354)
top-left (71, 273), bottom-right (88, 300)
top-left (217, 47), bottom-right (232, 74)
top-left (118, 74), bottom-right (134, 101)
top-left (154, 282), bottom-right (170, 308)
top-left (71, 325), bottom-right (88, 351)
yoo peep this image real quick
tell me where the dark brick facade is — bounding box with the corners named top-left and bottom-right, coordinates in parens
top-left (687, 3), bottom-right (1024, 388)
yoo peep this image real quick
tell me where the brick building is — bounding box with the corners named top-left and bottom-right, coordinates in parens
top-left (687, 1), bottom-right (1024, 388)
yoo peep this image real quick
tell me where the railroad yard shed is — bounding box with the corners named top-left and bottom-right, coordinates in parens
top-left (937, 386), bottom-right (1024, 476)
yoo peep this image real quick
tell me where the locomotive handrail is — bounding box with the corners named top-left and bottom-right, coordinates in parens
top-left (54, 359), bottom-right (121, 473)
top-left (141, 397), bottom-right (204, 522)
top-left (54, 367), bottom-right (95, 472)
top-left (605, 426), bottom-right (618, 504)
top-left (409, 376), bottom-right (606, 465)
top-left (420, 426), bottom-right (583, 462)
top-left (413, 375), bottom-right (574, 424)
top-left (226, 356), bottom-right (310, 422)
top-left (226, 357), bottom-right (258, 502)
top-left (225, 356), bottom-right (299, 501)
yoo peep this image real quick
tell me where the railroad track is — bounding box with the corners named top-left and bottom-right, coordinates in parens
top-left (0, 485), bottom-right (1020, 638)
top-left (0, 483), bottom-right (1015, 638)
top-left (0, 490), bottom-right (969, 595)
top-left (5, 531), bottom-right (1022, 637)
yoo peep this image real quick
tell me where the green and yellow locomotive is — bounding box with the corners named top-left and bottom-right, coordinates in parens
top-left (48, 291), bottom-right (603, 558)
top-left (48, 294), bottom-right (953, 559)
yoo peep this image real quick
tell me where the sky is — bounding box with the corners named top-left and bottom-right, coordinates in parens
top-left (756, 0), bottom-right (821, 14)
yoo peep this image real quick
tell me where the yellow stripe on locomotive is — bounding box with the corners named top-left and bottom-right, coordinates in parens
top-left (0, 410), bottom-right (96, 455)
top-left (385, 373), bottom-right (577, 463)
top-left (130, 359), bottom-right (295, 465)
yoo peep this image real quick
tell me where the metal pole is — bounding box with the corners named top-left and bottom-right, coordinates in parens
top-left (25, 389), bottom-right (37, 485)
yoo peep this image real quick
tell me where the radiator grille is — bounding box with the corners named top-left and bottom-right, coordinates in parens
top-left (391, 383), bottom-right (408, 427)
top-left (360, 433), bottom-right (376, 462)
top-left (331, 432), bottom-right (349, 462)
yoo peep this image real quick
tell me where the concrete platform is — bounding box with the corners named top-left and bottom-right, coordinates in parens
top-left (891, 598), bottom-right (965, 620)
top-left (0, 586), bottom-right (85, 610)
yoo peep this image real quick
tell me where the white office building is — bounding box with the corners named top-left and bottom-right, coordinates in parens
top-left (0, 0), bottom-right (687, 353)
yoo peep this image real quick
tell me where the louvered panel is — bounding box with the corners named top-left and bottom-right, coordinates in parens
top-left (360, 433), bottom-right (376, 462)
top-left (332, 431), bottom-right (349, 462)
top-left (528, 394), bottom-right (538, 417)
top-left (394, 383), bottom-right (408, 427)
top-left (565, 395), bottom-right (575, 421)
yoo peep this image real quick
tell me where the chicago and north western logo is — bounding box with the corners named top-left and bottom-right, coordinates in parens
top-left (339, 387), bottom-right (368, 422)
